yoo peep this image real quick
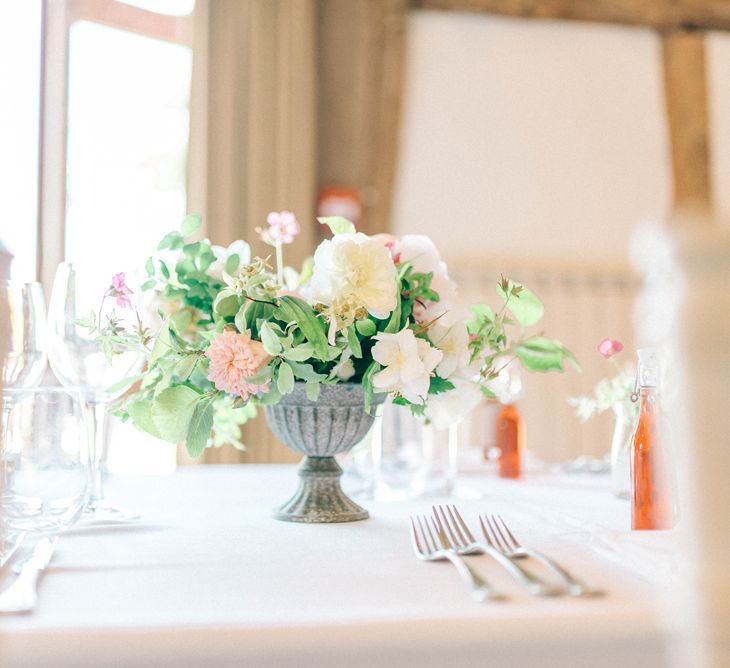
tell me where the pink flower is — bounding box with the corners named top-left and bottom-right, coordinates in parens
top-left (598, 338), bottom-right (624, 359)
top-left (205, 329), bottom-right (271, 400)
top-left (257, 210), bottom-right (300, 245)
top-left (110, 272), bottom-right (133, 309)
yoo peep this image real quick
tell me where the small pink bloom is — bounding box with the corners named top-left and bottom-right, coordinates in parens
top-left (258, 210), bottom-right (300, 245)
top-left (110, 272), bottom-right (133, 309)
top-left (598, 338), bottom-right (624, 359)
top-left (372, 233), bottom-right (401, 264)
top-left (205, 329), bottom-right (271, 400)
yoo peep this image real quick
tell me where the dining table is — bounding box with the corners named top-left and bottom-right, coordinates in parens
top-left (0, 464), bottom-right (680, 668)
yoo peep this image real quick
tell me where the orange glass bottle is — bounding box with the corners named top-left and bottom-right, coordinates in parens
top-left (630, 348), bottom-right (672, 530)
top-left (496, 404), bottom-right (524, 478)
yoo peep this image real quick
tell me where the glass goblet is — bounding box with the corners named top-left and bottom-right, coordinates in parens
top-left (0, 281), bottom-right (48, 443)
top-left (47, 262), bottom-right (143, 521)
top-left (1, 387), bottom-right (88, 535)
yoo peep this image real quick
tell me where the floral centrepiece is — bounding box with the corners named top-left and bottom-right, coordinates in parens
top-left (87, 213), bottom-right (577, 459)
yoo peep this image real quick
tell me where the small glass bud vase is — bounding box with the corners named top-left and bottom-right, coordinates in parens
top-left (610, 402), bottom-right (633, 499)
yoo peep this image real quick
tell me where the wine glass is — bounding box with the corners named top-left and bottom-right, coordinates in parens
top-left (0, 280), bottom-right (48, 446)
top-left (1, 387), bottom-right (88, 534)
top-left (47, 262), bottom-right (143, 521)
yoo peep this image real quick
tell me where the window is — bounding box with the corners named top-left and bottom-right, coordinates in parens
top-left (4, 0), bottom-right (197, 473)
top-left (0, 0), bottom-right (43, 280)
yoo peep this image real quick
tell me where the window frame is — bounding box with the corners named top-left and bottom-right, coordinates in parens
top-left (37, 0), bottom-right (194, 293)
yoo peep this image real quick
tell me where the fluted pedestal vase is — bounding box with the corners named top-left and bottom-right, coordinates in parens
top-left (264, 383), bottom-right (385, 523)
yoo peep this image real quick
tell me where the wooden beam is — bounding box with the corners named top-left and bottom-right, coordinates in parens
top-left (412, 0), bottom-right (730, 32)
top-left (662, 31), bottom-right (712, 215)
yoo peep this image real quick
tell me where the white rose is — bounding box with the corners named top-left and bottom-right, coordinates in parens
top-left (425, 377), bottom-right (482, 429)
top-left (428, 320), bottom-right (471, 379)
top-left (371, 328), bottom-right (442, 404)
top-left (310, 233), bottom-right (397, 319)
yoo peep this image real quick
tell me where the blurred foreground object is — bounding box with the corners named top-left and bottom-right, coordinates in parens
top-left (671, 227), bottom-right (730, 667)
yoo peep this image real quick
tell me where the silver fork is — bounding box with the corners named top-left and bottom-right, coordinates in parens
top-left (433, 505), bottom-right (564, 597)
top-left (409, 515), bottom-right (504, 602)
top-left (481, 514), bottom-right (601, 597)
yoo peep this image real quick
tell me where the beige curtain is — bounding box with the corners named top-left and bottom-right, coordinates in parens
top-left (316, 0), bottom-right (409, 235)
top-left (186, 0), bottom-right (317, 464)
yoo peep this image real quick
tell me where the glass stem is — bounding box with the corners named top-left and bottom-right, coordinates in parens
top-left (447, 423), bottom-right (459, 493)
top-left (0, 404), bottom-right (10, 491)
top-left (275, 241), bottom-right (284, 286)
top-left (85, 401), bottom-right (108, 506)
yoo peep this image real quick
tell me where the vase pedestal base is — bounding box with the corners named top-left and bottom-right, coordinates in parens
top-left (273, 456), bottom-right (369, 523)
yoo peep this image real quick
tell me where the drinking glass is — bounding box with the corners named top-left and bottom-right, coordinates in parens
top-left (47, 262), bottom-right (143, 521)
top-left (0, 281), bottom-right (48, 441)
top-left (1, 387), bottom-right (88, 534)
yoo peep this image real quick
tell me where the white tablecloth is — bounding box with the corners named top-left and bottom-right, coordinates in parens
top-left (0, 465), bottom-right (678, 668)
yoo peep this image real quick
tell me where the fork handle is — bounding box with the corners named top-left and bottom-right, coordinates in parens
top-left (517, 548), bottom-right (597, 597)
top-left (478, 544), bottom-right (564, 597)
top-left (440, 550), bottom-right (502, 602)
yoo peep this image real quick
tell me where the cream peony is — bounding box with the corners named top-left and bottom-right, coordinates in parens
top-left (311, 232), bottom-right (398, 319)
top-left (428, 320), bottom-right (471, 379)
top-left (424, 377), bottom-right (483, 429)
top-left (371, 328), bottom-right (442, 404)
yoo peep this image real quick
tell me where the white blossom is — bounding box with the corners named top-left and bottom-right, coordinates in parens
top-left (208, 240), bottom-right (252, 281)
top-left (428, 320), bottom-right (471, 379)
top-left (424, 377), bottom-right (482, 429)
top-left (371, 328), bottom-right (442, 404)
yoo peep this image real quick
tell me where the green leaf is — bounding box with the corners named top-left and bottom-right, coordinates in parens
top-left (497, 281), bottom-right (544, 327)
top-left (171, 309), bottom-right (193, 334)
top-left (150, 322), bottom-right (174, 366)
top-left (429, 376), bottom-right (455, 395)
top-left (174, 354), bottom-right (198, 381)
top-left (305, 381), bottom-right (320, 401)
top-left (102, 338), bottom-right (113, 364)
top-left (283, 344), bottom-right (314, 362)
top-left (277, 361), bottom-right (295, 395)
top-left (213, 293), bottom-right (241, 318)
top-left (181, 213), bottom-right (202, 236)
top-left (158, 231), bottom-right (183, 251)
top-left (515, 337), bottom-right (568, 373)
top-left (298, 257), bottom-right (314, 286)
top-left (383, 293), bottom-right (402, 334)
top-left (234, 304), bottom-right (247, 334)
top-left (260, 321), bottom-right (283, 355)
top-left (151, 385), bottom-right (201, 443)
top-left (347, 325), bottom-right (362, 359)
top-left (317, 216), bottom-right (356, 235)
top-left (105, 373), bottom-right (145, 396)
top-left (286, 361), bottom-right (327, 383)
top-left (145, 257), bottom-right (154, 276)
top-left (355, 319), bottom-right (376, 337)
top-left (185, 400), bottom-right (214, 458)
top-left (362, 361), bottom-right (382, 414)
top-left (225, 253), bottom-right (240, 275)
top-left (128, 400), bottom-right (162, 439)
top-left (470, 303), bottom-right (494, 322)
top-left (140, 278), bottom-right (156, 291)
top-left (274, 296), bottom-right (329, 361)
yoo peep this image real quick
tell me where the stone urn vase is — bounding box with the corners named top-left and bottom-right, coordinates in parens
top-left (264, 382), bottom-right (385, 523)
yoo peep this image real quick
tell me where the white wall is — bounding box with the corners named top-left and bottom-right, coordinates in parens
top-left (393, 11), bottom-right (675, 264)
